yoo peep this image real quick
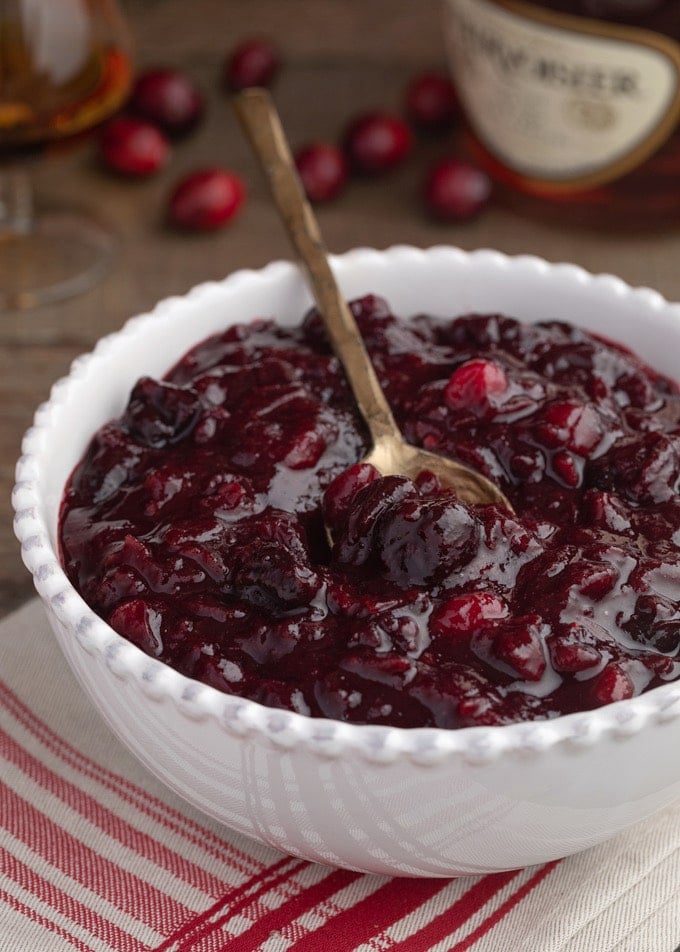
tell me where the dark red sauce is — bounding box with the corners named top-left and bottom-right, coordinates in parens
top-left (59, 296), bottom-right (680, 728)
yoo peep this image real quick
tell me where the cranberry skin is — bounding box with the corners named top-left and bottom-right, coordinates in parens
top-left (432, 592), bottom-right (509, 638)
top-left (323, 463), bottom-right (381, 533)
top-left (123, 377), bottom-right (202, 448)
top-left (405, 72), bottom-right (458, 131)
top-left (108, 599), bottom-right (163, 656)
top-left (445, 358), bottom-right (508, 415)
top-left (224, 39), bottom-right (280, 90)
top-left (99, 117), bottom-right (170, 177)
top-left (168, 169), bottom-right (246, 231)
top-left (130, 68), bottom-right (204, 137)
top-left (592, 662), bottom-right (636, 705)
top-left (424, 158), bottom-right (492, 221)
top-left (295, 142), bottom-right (349, 203)
top-left (492, 617), bottom-right (547, 682)
top-left (343, 112), bottom-right (413, 174)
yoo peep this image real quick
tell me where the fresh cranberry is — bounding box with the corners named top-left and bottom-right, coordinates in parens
top-left (405, 72), bottom-right (459, 130)
top-left (168, 168), bottom-right (246, 231)
top-left (224, 39), bottom-right (280, 90)
top-left (423, 158), bottom-right (492, 221)
top-left (99, 117), bottom-right (169, 177)
top-left (343, 112), bottom-right (413, 174)
top-left (295, 142), bottom-right (349, 203)
top-left (130, 67), bottom-right (204, 137)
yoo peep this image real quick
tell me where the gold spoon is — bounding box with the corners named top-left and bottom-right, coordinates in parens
top-left (232, 88), bottom-right (511, 511)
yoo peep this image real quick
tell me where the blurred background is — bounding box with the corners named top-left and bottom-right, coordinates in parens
top-left (3, 0), bottom-right (680, 613)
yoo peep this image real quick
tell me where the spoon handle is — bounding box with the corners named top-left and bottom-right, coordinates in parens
top-left (232, 87), bottom-right (400, 447)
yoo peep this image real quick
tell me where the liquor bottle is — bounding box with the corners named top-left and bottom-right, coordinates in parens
top-left (443, 0), bottom-right (680, 227)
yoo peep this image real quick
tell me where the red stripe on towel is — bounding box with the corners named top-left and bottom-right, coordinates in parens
top-left (375, 870), bottom-right (522, 952)
top-left (1, 724), bottom-right (230, 898)
top-left (0, 852), bottom-right (145, 952)
top-left (223, 868), bottom-right (361, 951)
top-left (0, 679), bottom-right (258, 876)
top-left (1, 783), bottom-right (192, 934)
top-left (155, 857), bottom-right (301, 952)
top-left (287, 874), bottom-right (460, 952)
top-left (447, 862), bottom-right (559, 951)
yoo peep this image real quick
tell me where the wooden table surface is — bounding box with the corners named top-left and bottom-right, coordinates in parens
top-left (4, 0), bottom-right (680, 615)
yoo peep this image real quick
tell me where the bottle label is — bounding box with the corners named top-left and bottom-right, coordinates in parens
top-left (443, 0), bottom-right (680, 189)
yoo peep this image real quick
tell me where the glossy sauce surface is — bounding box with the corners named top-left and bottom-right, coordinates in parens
top-left (59, 297), bottom-right (680, 728)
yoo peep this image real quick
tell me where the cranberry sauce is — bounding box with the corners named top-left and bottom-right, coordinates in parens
top-left (59, 296), bottom-right (680, 729)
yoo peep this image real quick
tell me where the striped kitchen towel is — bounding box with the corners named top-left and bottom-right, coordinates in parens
top-left (1, 599), bottom-right (679, 952)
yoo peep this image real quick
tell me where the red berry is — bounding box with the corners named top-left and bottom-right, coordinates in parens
top-left (108, 599), bottom-right (163, 656)
top-left (405, 72), bottom-right (458, 130)
top-left (295, 142), bottom-right (349, 203)
top-left (549, 637), bottom-right (601, 673)
top-left (168, 169), bottom-right (246, 231)
top-left (414, 470), bottom-right (442, 494)
top-left (581, 490), bottom-right (632, 534)
top-left (424, 158), bottom-right (492, 221)
top-left (493, 619), bottom-right (547, 682)
top-left (541, 401), bottom-right (603, 455)
top-left (99, 117), bottom-right (169, 177)
top-left (343, 112), bottom-right (412, 174)
top-left (444, 359), bottom-right (508, 413)
top-left (224, 39), bottom-right (280, 90)
top-left (432, 592), bottom-right (509, 637)
top-left (323, 463), bottom-right (381, 533)
top-left (552, 450), bottom-right (582, 488)
top-left (130, 67), bottom-right (204, 137)
top-left (592, 662), bottom-right (635, 705)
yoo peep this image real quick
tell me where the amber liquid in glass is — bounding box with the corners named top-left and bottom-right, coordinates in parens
top-left (0, 0), bottom-right (132, 310)
top-left (0, 48), bottom-right (131, 151)
top-left (0, 6), bottom-right (132, 152)
top-left (460, 0), bottom-right (680, 229)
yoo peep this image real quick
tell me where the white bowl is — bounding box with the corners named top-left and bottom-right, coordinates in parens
top-left (13, 246), bottom-right (680, 877)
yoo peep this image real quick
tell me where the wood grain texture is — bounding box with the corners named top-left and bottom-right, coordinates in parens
top-left (4, 0), bottom-right (680, 613)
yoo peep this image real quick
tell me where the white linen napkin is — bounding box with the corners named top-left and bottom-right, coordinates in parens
top-left (1, 599), bottom-right (678, 952)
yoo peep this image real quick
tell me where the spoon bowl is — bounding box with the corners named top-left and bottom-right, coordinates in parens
top-left (360, 434), bottom-right (509, 506)
top-left (232, 88), bottom-right (512, 512)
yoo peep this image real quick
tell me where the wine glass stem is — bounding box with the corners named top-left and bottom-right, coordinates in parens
top-left (0, 167), bottom-right (34, 236)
